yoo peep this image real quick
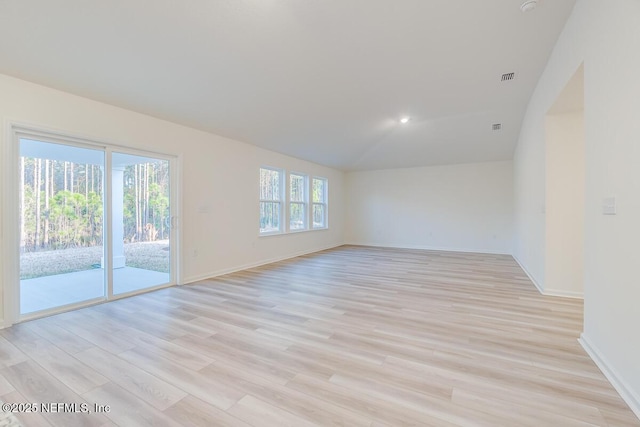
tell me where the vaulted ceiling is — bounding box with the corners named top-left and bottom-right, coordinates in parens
top-left (0, 0), bottom-right (576, 170)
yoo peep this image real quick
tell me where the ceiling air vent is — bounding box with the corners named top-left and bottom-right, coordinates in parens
top-left (492, 123), bottom-right (502, 131)
top-left (501, 72), bottom-right (515, 82)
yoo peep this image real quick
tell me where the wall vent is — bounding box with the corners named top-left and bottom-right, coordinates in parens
top-left (501, 72), bottom-right (515, 81)
top-left (492, 123), bottom-right (502, 131)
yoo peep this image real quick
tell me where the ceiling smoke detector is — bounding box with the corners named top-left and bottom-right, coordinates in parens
top-left (520, 0), bottom-right (538, 12)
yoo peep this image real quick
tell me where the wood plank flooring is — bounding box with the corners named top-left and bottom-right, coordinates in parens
top-left (1, 245), bottom-right (638, 426)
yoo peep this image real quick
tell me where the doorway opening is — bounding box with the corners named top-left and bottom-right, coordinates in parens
top-left (544, 64), bottom-right (585, 297)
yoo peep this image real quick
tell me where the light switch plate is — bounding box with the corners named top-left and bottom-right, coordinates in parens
top-left (603, 197), bottom-right (617, 215)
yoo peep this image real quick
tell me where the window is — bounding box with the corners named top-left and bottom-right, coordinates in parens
top-left (312, 177), bottom-right (328, 229)
top-left (259, 168), bottom-right (327, 234)
top-left (259, 167), bottom-right (283, 234)
top-left (289, 173), bottom-right (307, 230)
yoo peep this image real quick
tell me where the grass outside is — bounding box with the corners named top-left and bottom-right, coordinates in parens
top-left (20, 240), bottom-right (170, 279)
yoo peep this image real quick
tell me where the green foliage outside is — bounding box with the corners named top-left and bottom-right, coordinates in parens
top-left (21, 157), bottom-right (170, 252)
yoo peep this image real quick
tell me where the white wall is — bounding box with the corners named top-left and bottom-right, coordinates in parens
top-left (345, 161), bottom-right (513, 254)
top-left (545, 112), bottom-right (584, 297)
top-left (0, 74), bottom-right (345, 326)
top-left (514, 0), bottom-right (640, 417)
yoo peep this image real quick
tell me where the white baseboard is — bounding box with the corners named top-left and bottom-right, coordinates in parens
top-left (182, 243), bottom-right (343, 284)
top-left (543, 288), bottom-right (584, 299)
top-left (512, 254), bottom-right (545, 294)
top-left (579, 334), bottom-right (640, 420)
top-left (0, 320), bottom-right (5, 330)
top-left (512, 255), bottom-right (584, 299)
top-left (344, 242), bottom-right (510, 256)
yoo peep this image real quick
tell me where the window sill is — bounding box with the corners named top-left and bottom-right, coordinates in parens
top-left (259, 227), bottom-right (328, 238)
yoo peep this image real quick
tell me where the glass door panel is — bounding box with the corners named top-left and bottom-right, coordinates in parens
top-left (112, 152), bottom-right (171, 295)
top-left (19, 138), bottom-right (106, 315)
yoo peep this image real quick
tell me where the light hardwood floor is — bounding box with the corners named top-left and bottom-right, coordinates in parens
top-left (1, 245), bottom-right (638, 426)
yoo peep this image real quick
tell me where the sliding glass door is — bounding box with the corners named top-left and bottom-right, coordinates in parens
top-left (17, 136), bottom-right (175, 318)
top-left (19, 139), bottom-right (106, 315)
top-left (112, 152), bottom-right (171, 296)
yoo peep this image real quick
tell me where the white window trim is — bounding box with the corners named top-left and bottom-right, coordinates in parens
top-left (259, 166), bottom-right (284, 235)
top-left (312, 176), bottom-right (328, 229)
top-left (258, 168), bottom-right (329, 237)
top-left (288, 172), bottom-right (308, 232)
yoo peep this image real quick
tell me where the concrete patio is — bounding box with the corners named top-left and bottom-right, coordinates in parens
top-left (20, 267), bottom-right (170, 314)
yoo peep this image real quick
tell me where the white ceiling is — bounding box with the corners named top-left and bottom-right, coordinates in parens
top-left (0, 0), bottom-right (576, 171)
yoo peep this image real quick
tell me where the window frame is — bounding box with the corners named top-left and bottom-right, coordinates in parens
top-left (3, 123), bottom-right (179, 326)
top-left (288, 172), bottom-right (308, 232)
top-left (311, 176), bottom-right (328, 229)
top-left (259, 166), bottom-right (284, 235)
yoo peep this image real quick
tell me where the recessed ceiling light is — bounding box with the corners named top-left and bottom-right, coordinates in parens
top-left (400, 117), bottom-right (410, 124)
top-left (520, 0), bottom-right (538, 12)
